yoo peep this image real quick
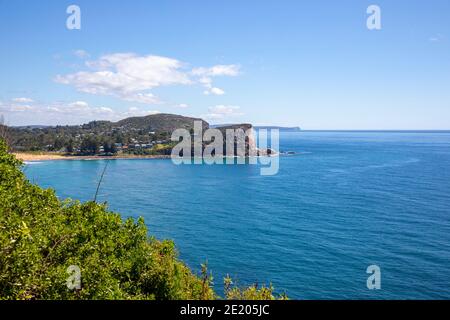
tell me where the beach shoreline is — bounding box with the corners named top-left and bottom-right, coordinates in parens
top-left (13, 152), bottom-right (171, 162)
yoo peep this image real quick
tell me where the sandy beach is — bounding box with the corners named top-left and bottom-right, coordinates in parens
top-left (13, 153), bottom-right (171, 162)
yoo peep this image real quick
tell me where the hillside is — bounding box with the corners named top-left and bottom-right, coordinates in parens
top-left (7, 113), bottom-right (209, 154)
top-left (5, 114), bottom-right (270, 157)
top-left (115, 113), bottom-right (208, 132)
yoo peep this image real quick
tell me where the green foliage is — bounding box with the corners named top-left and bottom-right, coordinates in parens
top-left (0, 138), bottom-right (284, 300)
top-left (7, 113), bottom-right (205, 153)
top-left (80, 135), bottom-right (100, 155)
top-left (223, 274), bottom-right (287, 300)
top-left (125, 142), bottom-right (176, 156)
top-left (0, 138), bottom-right (213, 299)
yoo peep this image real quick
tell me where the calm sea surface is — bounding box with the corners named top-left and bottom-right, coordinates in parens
top-left (24, 132), bottom-right (450, 299)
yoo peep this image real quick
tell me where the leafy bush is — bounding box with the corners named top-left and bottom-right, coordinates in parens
top-left (0, 139), bottom-right (284, 300)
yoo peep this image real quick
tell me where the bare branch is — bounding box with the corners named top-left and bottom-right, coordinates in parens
top-left (0, 114), bottom-right (12, 150)
top-left (94, 160), bottom-right (110, 202)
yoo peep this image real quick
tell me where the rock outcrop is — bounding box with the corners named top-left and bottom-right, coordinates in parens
top-left (214, 124), bottom-right (257, 157)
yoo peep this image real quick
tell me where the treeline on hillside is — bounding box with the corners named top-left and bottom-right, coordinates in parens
top-left (0, 138), bottom-right (285, 299)
top-left (3, 113), bottom-right (206, 154)
top-left (7, 123), bottom-right (171, 154)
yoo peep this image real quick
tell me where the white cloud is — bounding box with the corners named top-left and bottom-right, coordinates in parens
top-left (193, 64), bottom-right (239, 96)
top-left (98, 107), bottom-right (114, 113)
top-left (73, 49), bottom-right (90, 59)
top-left (192, 65), bottom-right (240, 77)
top-left (47, 106), bottom-right (60, 112)
top-left (176, 103), bottom-right (189, 108)
top-left (0, 100), bottom-right (35, 113)
top-left (10, 105), bottom-right (33, 112)
top-left (202, 105), bottom-right (244, 121)
top-left (123, 92), bottom-right (160, 104)
top-left (48, 102), bottom-right (160, 120)
top-left (42, 101), bottom-right (115, 118)
top-left (198, 76), bottom-right (212, 84)
top-left (55, 53), bottom-right (240, 103)
top-left (0, 99), bottom-right (162, 125)
top-left (203, 87), bottom-right (225, 95)
top-left (209, 87), bottom-right (225, 95)
top-left (69, 101), bottom-right (89, 109)
top-left (429, 33), bottom-right (446, 42)
top-left (209, 105), bottom-right (242, 115)
top-left (122, 107), bottom-right (160, 117)
top-left (55, 53), bottom-right (191, 104)
top-left (12, 97), bottom-right (34, 103)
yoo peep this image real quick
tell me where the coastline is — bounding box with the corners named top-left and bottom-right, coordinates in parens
top-left (13, 152), bottom-right (282, 162)
top-left (13, 152), bottom-right (171, 162)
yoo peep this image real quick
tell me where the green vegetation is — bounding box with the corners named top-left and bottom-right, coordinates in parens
top-left (0, 138), bottom-right (285, 300)
top-left (7, 113), bottom-right (207, 155)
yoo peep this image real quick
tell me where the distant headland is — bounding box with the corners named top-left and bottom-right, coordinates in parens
top-left (211, 124), bottom-right (301, 132)
top-left (4, 113), bottom-right (291, 161)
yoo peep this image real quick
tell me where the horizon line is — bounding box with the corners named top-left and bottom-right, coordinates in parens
top-left (8, 124), bottom-right (450, 132)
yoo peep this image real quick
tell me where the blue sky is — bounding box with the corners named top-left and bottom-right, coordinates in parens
top-left (0, 0), bottom-right (449, 129)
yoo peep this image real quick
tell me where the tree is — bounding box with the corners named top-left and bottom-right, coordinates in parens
top-left (65, 139), bottom-right (74, 153)
top-left (80, 136), bottom-right (99, 155)
top-left (53, 137), bottom-right (65, 151)
top-left (101, 139), bottom-right (117, 155)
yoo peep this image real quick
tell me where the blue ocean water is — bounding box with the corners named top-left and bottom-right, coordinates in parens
top-left (24, 132), bottom-right (450, 299)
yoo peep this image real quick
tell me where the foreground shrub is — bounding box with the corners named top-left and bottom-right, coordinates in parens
top-left (0, 139), bottom-right (284, 300)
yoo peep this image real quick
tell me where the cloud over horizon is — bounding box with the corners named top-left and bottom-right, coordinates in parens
top-left (0, 98), bottom-right (160, 126)
top-left (55, 53), bottom-right (240, 104)
top-left (202, 105), bottom-right (244, 121)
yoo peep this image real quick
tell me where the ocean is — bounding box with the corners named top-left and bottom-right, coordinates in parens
top-left (24, 131), bottom-right (450, 299)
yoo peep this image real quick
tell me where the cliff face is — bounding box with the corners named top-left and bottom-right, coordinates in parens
top-left (214, 124), bottom-right (257, 156)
